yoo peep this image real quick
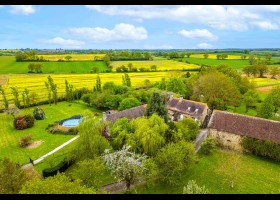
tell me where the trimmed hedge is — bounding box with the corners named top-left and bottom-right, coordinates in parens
top-left (241, 136), bottom-right (280, 161)
top-left (42, 158), bottom-right (75, 178)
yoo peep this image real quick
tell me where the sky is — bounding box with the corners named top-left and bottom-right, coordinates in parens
top-left (1, 5), bottom-right (280, 49)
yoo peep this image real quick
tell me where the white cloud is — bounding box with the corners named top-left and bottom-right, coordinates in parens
top-left (250, 21), bottom-right (279, 30)
top-left (195, 43), bottom-right (214, 49)
top-left (68, 23), bottom-right (148, 42)
top-left (44, 37), bottom-right (85, 48)
top-left (178, 29), bottom-right (218, 41)
top-left (9, 5), bottom-right (36, 15)
top-left (85, 5), bottom-right (280, 31)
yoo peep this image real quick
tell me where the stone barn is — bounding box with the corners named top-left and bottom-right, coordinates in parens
top-left (207, 110), bottom-right (280, 151)
top-left (166, 95), bottom-right (211, 127)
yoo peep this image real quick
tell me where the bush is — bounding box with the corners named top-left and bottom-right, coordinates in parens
top-left (14, 115), bottom-right (35, 130)
top-left (19, 134), bottom-right (32, 147)
top-left (183, 180), bottom-right (209, 194)
top-left (241, 136), bottom-right (280, 161)
top-left (199, 136), bottom-right (217, 155)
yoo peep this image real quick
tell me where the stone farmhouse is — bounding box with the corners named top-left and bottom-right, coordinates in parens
top-left (207, 110), bottom-right (280, 151)
top-left (166, 95), bottom-right (211, 127)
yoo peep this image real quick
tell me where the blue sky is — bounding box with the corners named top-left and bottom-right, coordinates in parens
top-left (1, 5), bottom-right (280, 49)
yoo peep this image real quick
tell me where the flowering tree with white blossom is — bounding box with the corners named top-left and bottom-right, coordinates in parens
top-left (102, 145), bottom-right (147, 193)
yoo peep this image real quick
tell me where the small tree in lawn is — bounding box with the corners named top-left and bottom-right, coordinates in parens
top-left (102, 146), bottom-right (147, 194)
top-left (122, 73), bottom-right (131, 87)
top-left (95, 75), bottom-right (102, 93)
top-left (199, 136), bottom-right (217, 155)
top-left (183, 180), bottom-right (209, 194)
top-left (0, 85), bottom-right (9, 109)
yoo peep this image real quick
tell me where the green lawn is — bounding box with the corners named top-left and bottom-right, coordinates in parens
top-left (0, 101), bottom-right (101, 165)
top-left (0, 56), bottom-right (107, 74)
top-left (131, 149), bottom-right (280, 194)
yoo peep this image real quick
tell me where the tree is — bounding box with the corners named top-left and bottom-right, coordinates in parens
top-left (183, 180), bottom-right (209, 194)
top-left (270, 66), bottom-right (280, 79)
top-left (270, 86), bottom-right (280, 114)
top-left (0, 85), bottom-right (9, 109)
top-left (81, 93), bottom-right (92, 106)
top-left (72, 118), bottom-right (111, 161)
top-left (186, 53), bottom-right (191, 58)
top-left (265, 53), bottom-right (272, 62)
top-left (122, 73), bottom-right (131, 87)
top-left (127, 63), bottom-right (133, 72)
top-left (23, 88), bottom-right (30, 108)
top-left (257, 94), bottom-right (274, 119)
top-left (45, 81), bottom-right (52, 106)
top-left (65, 55), bottom-right (72, 61)
top-left (33, 63), bottom-right (43, 73)
top-left (145, 91), bottom-right (168, 123)
top-left (102, 145), bottom-right (147, 193)
top-left (243, 89), bottom-right (260, 113)
top-left (105, 95), bottom-right (122, 109)
top-left (199, 136), bottom-right (217, 155)
top-left (176, 118), bottom-right (199, 141)
top-left (150, 65), bottom-right (157, 71)
top-left (203, 53), bottom-right (209, 59)
top-left (70, 158), bottom-right (105, 188)
top-left (248, 55), bottom-right (256, 65)
top-left (131, 114), bottom-right (168, 156)
top-left (30, 92), bottom-right (39, 106)
top-left (193, 72), bottom-right (241, 110)
top-left (155, 141), bottom-right (197, 185)
top-left (103, 54), bottom-right (110, 66)
top-left (95, 75), bottom-right (102, 93)
top-left (256, 61), bottom-right (268, 78)
top-left (0, 158), bottom-right (30, 194)
top-left (166, 77), bottom-right (186, 96)
top-left (10, 87), bottom-right (20, 108)
top-left (19, 173), bottom-right (96, 194)
top-left (27, 63), bottom-right (34, 72)
top-left (242, 66), bottom-right (252, 77)
top-left (221, 54), bottom-right (228, 59)
top-left (118, 97), bottom-right (141, 111)
top-left (241, 55), bottom-right (247, 60)
top-left (91, 66), bottom-right (99, 73)
top-left (45, 75), bottom-right (57, 105)
top-left (216, 54), bottom-right (221, 60)
top-left (65, 80), bottom-right (70, 102)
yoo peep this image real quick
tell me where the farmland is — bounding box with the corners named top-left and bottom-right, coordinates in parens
top-left (189, 53), bottom-right (245, 59)
top-left (0, 72), bottom-right (169, 108)
top-left (38, 54), bottom-right (106, 61)
top-left (0, 101), bottom-right (101, 165)
top-left (111, 60), bottom-right (200, 71)
top-left (0, 56), bottom-right (107, 74)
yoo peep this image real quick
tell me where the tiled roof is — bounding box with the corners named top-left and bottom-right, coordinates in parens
top-left (105, 105), bottom-right (146, 123)
top-left (166, 98), bottom-right (207, 116)
top-left (208, 110), bottom-right (280, 144)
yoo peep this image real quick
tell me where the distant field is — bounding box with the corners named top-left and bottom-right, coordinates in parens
top-left (111, 60), bottom-right (200, 71)
top-left (0, 56), bottom-right (107, 74)
top-left (39, 54), bottom-right (106, 61)
top-left (189, 54), bottom-right (245, 59)
top-left (180, 57), bottom-right (250, 69)
top-left (0, 49), bottom-right (19, 53)
top-left (0, 72), bottom-right (168, 108)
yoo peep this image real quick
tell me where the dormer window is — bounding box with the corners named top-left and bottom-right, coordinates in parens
top-left (187, 107), bottom-right (191, 112)
top-left (194, 108), bottom-right (199, 113)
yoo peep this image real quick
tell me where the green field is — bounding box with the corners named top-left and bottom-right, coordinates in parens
top-left (111, 60), bottom-right (200, 71)
top-left (0, 56), bottom-right (107, 74)
top-left (39, 54), bottom-right (106, 61)
top-left (131, 149), bottom-right (280, 194)
top-left (0, 101), bottom-right (101, 166)
top-left (0, 72), bottom-right (170, 108)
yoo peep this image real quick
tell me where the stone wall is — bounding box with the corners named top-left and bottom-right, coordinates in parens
top-left (208, 128), bottom-right (243, 152)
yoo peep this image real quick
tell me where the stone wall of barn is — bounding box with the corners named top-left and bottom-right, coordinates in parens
top-left (208, 128), bottom-right (243, 151)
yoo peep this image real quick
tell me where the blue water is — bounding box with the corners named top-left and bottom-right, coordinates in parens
top-left (62, 118), bottom-right (81, 127)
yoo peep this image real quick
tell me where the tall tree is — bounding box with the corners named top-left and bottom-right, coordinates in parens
top-left (24, 88), bottom-right (30, 108)
top-left (95, 75), bottom-right (102, 93)
top-left (270, 66), bottom-right (280, 79)
top-left (127, 63), bottom-right (133, 72)
top-left (65, 80), bottom-right (70, 101)
top-left (203, 53), bottom-right (209, 59)
top-left (248, 55), bottom-right (256, 65)
top-left (258, 94), bottom-right (274, 119)
top-left (122, 73), bottom-right (131, 87)
top-left (270, 86), bottom-right (280, 114)
top-left (0, 85), bottom-right (9, 109)
top-left (243, 89), bottom-right (260, 113)
top-left (102, 145), bottom-right (147, 193)
top-left (256, 61), bottom-right (268, 78)
top-left (145, 91), bottom-right (168, 123)
top-left (10, 87), bottom-right (20, 108)
top-left (45, 81), bottom-right (52, 106)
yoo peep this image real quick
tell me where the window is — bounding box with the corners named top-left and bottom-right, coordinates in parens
top-left (187, 107), bottom-right (191, 112)
top-left (194, 108), bottom-right (199, 113)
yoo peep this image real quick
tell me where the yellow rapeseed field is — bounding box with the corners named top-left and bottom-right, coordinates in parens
top-left (0, 72), bottom-right (170, 108)
top-left (39, 54), bottom-right (106, 61)
top-left (111, 60), bottom-right (200, 71)
top-left (189, 54), bottom-right (244, 59)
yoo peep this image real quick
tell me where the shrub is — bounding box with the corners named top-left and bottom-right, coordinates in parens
top-left (14, 116), bottom-right (27, 130)
top-left (199, 136), bottom-right (217, 155)
top-left (24, 114), bottom-right (35, 128)
top-left (19, 134), bottom-right (32, 147)
top-left (241, 136), bottom-right (280, 161)
top-left (183, 180), bottom-right (209, 194)
top-left (42, 158), bottom-right (75, 178)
